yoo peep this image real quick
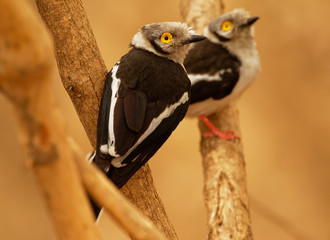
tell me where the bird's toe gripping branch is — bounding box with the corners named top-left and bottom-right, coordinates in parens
top-left (199, 114), bottom-right (239, 139)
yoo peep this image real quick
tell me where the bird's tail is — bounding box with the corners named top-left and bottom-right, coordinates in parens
top-left (85, 139), bottom-right (169, 221)
top-left (85, 150), bottom-right (104, 222)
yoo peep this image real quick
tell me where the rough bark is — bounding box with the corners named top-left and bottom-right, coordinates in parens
top-left (180, 1), bottom-right (253, 239)
top-left (35, 0), bottom-right (178, 238)
top-left (120, 166), bottom-right (178, 239)
top-left (0, 1), bottom-right (101, 239)
top-left (35, 0), bottom-right (107, 146)
top-left (199, 107), bottom-right (252, 240)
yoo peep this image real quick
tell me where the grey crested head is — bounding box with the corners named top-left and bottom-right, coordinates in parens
top-left (130, 22), bottom-right (206, 65)
top-left (206, 8), bottom-right (259, 45)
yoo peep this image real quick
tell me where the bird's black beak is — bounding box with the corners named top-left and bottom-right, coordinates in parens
top-left (182, 34), bottom-right (207, 45)
top-left (241, 16), bottom-right (259, 28)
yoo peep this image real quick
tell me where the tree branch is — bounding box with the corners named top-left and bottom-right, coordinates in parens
top-left (180, 1), bottom-right (253, 239)
top-left (70, 139), bottom-right (167, 240)
top-left (35, 0), bottom-right (107, 146)
top-left (199, 107), bottom-right (252, 240)
top-left (0, 1), bottom-right (101, 239)
top-left (180, 0), bottom-right (225, 34)
top-left (35, 0), bottom-right (178, 238)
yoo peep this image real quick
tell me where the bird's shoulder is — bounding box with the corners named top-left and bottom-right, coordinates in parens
top-left (184, 40), bottom-right (241, 75)
top-left (114, 48), bottom-right (190, 103)
top-left (116, 48), bottom-right (187, 86)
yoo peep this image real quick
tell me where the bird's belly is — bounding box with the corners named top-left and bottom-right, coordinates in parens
top-left (186, 93), bottom-right (235, 117)
top-left (187, 68), bottom-right (258, 117)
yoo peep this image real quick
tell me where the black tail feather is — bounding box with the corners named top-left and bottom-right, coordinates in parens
top-left (89, 194), bottom-right (102, 219)
top-left (86, 103), bottom-right (187, 220)
top-left (86, 151), bottom-right (110, 220)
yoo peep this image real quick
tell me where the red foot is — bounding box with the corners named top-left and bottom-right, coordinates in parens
top-left (202, 131), bottom-right (238, 139)
top-left (203, 130), bottom-right (233, 137)
top-left (199, 115), bottom-right (239, 140)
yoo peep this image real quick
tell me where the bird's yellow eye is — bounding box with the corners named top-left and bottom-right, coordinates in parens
top-left (161, 32), bottom-right (173, 44)
top-left (221, 21), bottom-right (232, 32)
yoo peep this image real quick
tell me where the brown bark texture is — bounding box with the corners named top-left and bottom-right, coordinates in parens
top-left (35, 0), bottom-right (178, 238)
top-left (35, 0), bottom-right (107, 146)
top-left (199, 107), bottom-right (253, 240)
top-left (0, 0), bottom-right (101, 239)
top-left (180, 1), bottom-right (253, 239)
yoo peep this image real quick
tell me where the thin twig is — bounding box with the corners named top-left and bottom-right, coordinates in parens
top-left (250, 196), bottom-right (315, 240)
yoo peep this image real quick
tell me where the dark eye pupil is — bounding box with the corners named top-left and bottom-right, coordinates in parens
top-left (164, 36), bottom-right (169, 40)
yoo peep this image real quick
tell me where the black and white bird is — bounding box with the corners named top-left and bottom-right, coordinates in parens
top-left (184, 9), bottom-right (260, 139)
top-left (88, 22), bottom-right (205, 217)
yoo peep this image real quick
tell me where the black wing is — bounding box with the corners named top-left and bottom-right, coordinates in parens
top-left (91, 49), bottom-right (190, 218)
top-left (111, 89), bottom-right (148, 156)
top-left (95, 48), bottom-right (191, 188)
top-left (94, 65), bottom-right (148, 168)
top-left (109, 102), bottom-right (189, 188)
top-left (189, 68), bottom-right (239, 104)
top-left (94, 71), bottom-right (113, 171)
top-left (107, 49), bottom-right (190, 188)
top-left (184, 40), bottom-right (241, 104)
top-left (97, 72), bottom-right (112, 149)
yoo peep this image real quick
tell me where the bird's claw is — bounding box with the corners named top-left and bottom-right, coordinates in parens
top-left (203, 130), bottom-right (239, 140)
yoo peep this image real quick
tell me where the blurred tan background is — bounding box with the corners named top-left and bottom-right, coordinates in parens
top-left (1, 0), bottom-right (329, 239)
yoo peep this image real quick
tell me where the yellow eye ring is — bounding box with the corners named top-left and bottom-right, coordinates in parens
top-left (161, 32), bottom-right (173, 44)
top-left (221, 21), bottom-right (232, 32)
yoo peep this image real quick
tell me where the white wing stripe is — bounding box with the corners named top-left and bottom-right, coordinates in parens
top-left (188, 68), bottom-right (233, 85)
top-left (111, 91), bottom-right (189, 168)
top-left (108, 63), bottom-right (121, 157)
